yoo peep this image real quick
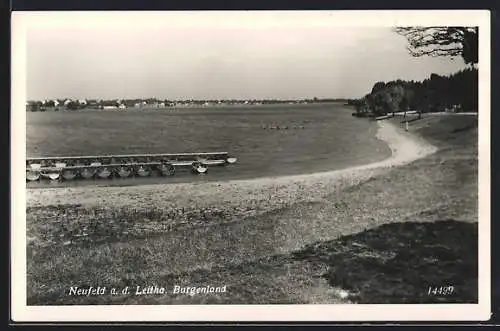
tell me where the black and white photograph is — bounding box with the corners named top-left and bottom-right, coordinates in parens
top-left (11, 10), bottom-right (490, 322)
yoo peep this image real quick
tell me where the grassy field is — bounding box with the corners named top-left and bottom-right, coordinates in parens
top-left (26, 114), bottom-right (478, 305)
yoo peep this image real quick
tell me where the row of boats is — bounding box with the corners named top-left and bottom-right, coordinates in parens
top-left (26, 152), bottom-right (237, 181)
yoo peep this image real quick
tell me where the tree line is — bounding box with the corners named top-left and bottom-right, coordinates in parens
top-left (349, 26), bottom-right (478, 117)
top-left (25, 97), bottom-right (351, 112)
top-left (349, 68), bottom-right (478, 117)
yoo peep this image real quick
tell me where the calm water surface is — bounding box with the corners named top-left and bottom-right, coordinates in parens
top-left (26, 103), bottom-right (391, 188)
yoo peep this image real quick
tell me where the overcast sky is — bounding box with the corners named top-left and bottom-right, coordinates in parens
top-left (25, 16), bottom-right (468, 100)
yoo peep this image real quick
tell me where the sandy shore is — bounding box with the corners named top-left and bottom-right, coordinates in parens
top-left (26, 121), bottom-right (438, 213)
top-left (26, 115), bottom-right (479, 306)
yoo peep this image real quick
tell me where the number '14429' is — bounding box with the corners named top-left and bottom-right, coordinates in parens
top-left (428, 286), bottom-right (454, 295)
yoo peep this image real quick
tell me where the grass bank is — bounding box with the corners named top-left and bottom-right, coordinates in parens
top-left (26, 114), bottom-right (478, 305)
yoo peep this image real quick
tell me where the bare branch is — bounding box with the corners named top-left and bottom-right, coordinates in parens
top-left (394, 26), bottom-right (478, 64)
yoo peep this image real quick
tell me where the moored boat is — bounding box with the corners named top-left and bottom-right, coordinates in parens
top-left (26, 152), bottom-right (237, 181)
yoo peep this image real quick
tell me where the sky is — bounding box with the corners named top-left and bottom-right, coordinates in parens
top-left (23, 13), bottom-right (469, 101)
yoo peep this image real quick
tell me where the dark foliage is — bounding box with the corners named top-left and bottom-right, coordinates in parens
top-left (352, 68), bottom-right (478, 117)
top-left (65, 101), bottom-right (81, 110)
top-left (395, 27), bottom-right (478, 65)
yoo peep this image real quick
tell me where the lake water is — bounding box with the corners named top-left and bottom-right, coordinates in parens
top-left (26, 102), bottom-right (392, 187)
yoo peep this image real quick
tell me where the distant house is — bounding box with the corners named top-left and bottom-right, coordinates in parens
top-left (63, 99), bottom-right (72, 106)
top-left (86, 99), bottom-right (100, 108)
top-left (101, 100), bottom-right (119, 109)
top-left (121, 100), bottom-right (137, 108)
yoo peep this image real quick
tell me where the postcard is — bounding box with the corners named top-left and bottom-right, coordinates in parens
top-left (11, 9), bottom-right (491, 322)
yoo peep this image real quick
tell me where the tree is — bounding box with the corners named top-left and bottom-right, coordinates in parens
top-left (400, 86), bottom-right (415, 111)
top-left (350, 67), bottom-right (477, 116)
top-left (43, 100), bottom-right (55, 107)
top-left (386, 84), bottom-right (405, 114)
top-left (66, 101), bottom-right (80, 110)
top-left (371, 81), bottom-right (386, 94)
top-left (394, 26), bottom-right (478, 65)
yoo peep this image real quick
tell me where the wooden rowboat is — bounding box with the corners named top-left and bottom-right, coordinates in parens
top-left (26, 152), bottom-right (237, 181)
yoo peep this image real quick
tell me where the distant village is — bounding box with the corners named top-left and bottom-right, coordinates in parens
top-left (25, 98), bottom-right (348, 112)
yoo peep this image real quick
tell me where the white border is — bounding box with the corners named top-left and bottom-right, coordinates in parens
top-left (11, 10), bottom-right (491, 322)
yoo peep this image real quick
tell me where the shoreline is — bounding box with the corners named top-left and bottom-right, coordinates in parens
top-left (26, 115), bottom-right (479, 305)
top-left (26, 121), bottom-right (438, 209)
top-left (26, 105), bottom-right (390, 189)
